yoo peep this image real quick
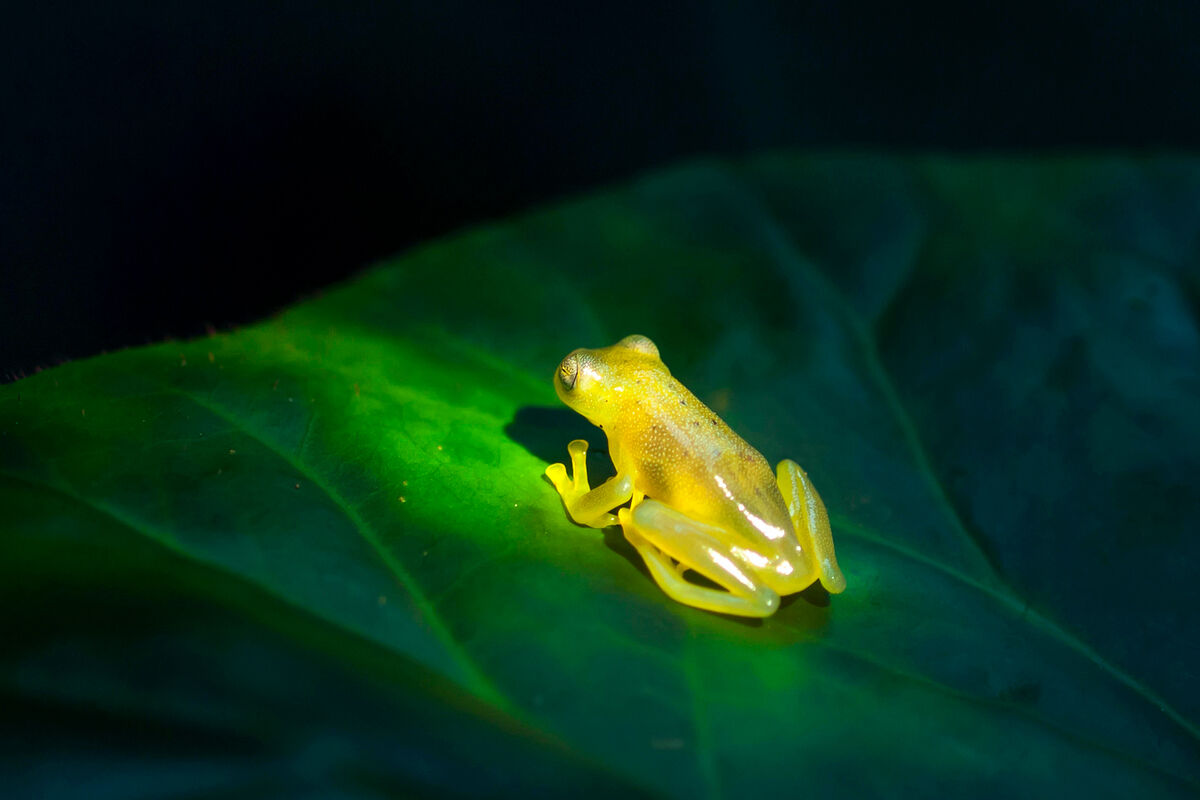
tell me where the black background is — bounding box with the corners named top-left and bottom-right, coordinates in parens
top-left (4, 1), bottom-right (1199, 379)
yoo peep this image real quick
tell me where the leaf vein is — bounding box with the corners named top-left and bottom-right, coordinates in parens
top-left (793, 628), bottom-right (1200, 792)
top-left (833, 515), bottom-right (1200, 747)
top-left (723, 167), bottom-right (1199, 750)
top-left (169, 387), bottom-right (508, 710)
top-left (725, 167), bottom-right (1001, 581)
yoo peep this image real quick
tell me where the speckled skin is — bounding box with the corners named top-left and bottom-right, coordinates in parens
top-left (546, 335), bottom-right (844, 617)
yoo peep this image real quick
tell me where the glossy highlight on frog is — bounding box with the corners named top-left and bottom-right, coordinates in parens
top-left (546, 334), bottom-right (845, 617)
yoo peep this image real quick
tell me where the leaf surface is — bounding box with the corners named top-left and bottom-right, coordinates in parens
top-left (3, 154), bottom-right (1199, 797)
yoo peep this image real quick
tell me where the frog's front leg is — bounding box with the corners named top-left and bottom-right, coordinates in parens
top-left (545, 439), bottom-right (633, 528)
top-left (778, 459), bottom-right (846, 593)
top-left (619, 500), bottom-right (780, 617)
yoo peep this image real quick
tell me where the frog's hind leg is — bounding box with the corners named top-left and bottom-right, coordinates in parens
top-left (619, 500), bottom-right (779, 617)
top-left (777, 459), bottom-right (846, 593)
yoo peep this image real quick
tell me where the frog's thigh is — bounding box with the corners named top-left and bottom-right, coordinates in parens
top-left (777, 459), bottom-right (846, 593)
top-left (619, 501), bottom-right (779, 617)
top-left (545, 439), bottom-right (630, 528)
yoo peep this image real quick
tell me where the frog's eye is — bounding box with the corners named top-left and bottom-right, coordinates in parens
top-left (558, 355), bottom-right (579, 390)
top-left (618, 334), bottom-right (659, 359)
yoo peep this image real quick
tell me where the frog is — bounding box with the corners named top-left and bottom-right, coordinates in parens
top-left (545, 334), bottom-right (845, 618)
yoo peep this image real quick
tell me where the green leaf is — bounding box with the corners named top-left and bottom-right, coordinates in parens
top-left (3, 154), bottom-right (1198, 797)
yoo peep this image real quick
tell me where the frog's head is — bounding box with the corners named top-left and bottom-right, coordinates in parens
top-left (555, 334), bottom-right (662, 428)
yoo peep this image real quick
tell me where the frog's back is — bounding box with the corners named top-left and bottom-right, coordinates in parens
top-left (613, 372), bottom-right (793, 547)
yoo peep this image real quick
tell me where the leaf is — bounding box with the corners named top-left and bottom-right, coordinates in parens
top-left (3, 154), bottom-right (1199, 797)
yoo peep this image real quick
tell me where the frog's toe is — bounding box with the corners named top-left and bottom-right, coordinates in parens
top-left (818, 559), bottom-right (847, 594)
top-left (545, 462), bottom-right (571, 495)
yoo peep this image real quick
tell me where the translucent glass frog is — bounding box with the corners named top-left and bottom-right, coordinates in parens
top-left (545, 335), bottom-right (845, 617)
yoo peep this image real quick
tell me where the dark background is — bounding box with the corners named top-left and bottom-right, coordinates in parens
top-left (3, 1), bottom-right (1199, 380)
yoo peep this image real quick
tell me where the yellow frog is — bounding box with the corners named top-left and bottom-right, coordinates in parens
top-left (546, 334), bottom-right (845, 617)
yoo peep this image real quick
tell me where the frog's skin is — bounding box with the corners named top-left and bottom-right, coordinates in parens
top-left (545, 334), bottom-right (845, 618)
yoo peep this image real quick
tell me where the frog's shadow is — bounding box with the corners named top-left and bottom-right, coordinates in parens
top-left (505, 405), bottom-right (613, 480)
top-left (505, 405), bottom-right (831, 628)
